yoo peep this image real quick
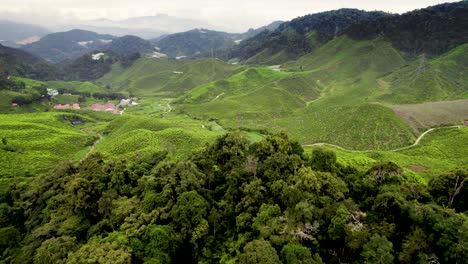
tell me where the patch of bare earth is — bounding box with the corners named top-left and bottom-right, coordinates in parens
top-left (407, 164), bottom-right (430, 173)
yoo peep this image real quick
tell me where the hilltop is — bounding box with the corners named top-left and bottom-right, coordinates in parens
top-left (21, 29), bottom-right (116, 63)
top-left (153, 21), bottom-right (283, 58)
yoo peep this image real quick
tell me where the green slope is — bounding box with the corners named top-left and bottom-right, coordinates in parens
top-left (0, 112), bottom-right (96, 177)
top-left (308, 126), bottom-right (468, 181)
top-left (95, 114), bottom-right (224, 159)
top-left (97, 58), bottom-right (243, 97)
top-left (378, 44), bottom-right (468, 103)
top-left (179, 36), bottom-right (415, 150)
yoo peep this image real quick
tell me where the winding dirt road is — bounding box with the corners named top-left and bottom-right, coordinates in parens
top-left (302, 125), bottom-right (462, 152)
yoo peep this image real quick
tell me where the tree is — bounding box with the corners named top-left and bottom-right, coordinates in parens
top-left (170, 191), bottom-right (209, 240)
top-left (361, 234), bottom-right (394, 264)
top-left (429, 170), bottom-right (467, 212)
top-left (281, 243), bottom-right (323, 264)
top-left (239, 239), bottom-right (281, 264)
top-left (67, 240), bottom-right (131, 264)
top-left (310, 148), bottom-right (337, 173)
top-left (34, 236), bottom-right (77, 264)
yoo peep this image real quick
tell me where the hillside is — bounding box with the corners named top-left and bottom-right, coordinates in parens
top-left (227, 9), bottom-right (386, 64)
top-left (21, 29), bottom-right (115, 63)
top-left (0, 44), bottom-right (61, 80)
top-left (104, 35), bottom-right (155, 56)
top-left (378, 43), bottom-right (468, 103)
top-left (0, 112), bottom-right (97, 177)
top-left (154, 29), bottom-right (236, 58)
top-left (179, 36), bottom-right (417, 150)
top-left (97, 57), bottom-right (243, 97)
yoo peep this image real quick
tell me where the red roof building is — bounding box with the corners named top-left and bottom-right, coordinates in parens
top-left (91, 103), bottom-right (102, 111)
top-left (53, 104), bottom-right (70, 109)
top-left (104, 103), bottom-right (116, 112)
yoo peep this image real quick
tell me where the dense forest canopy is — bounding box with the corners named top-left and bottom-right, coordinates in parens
top-left (1, 133), bottom-right (466, 263)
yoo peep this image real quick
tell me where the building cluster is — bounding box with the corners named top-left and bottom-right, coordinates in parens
top-left (53, 103), bottom-right (81, 110)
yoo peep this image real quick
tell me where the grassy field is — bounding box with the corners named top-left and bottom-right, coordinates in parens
top-left (0, 112), bottom-right (99, 177)
top-left (305, 126), bottom-right (468, 182)
top-left (390, 99), bottom-right (468, 133)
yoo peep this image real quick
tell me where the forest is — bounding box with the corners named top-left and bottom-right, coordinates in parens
top-left (1, 132), bottom-right (466, 263)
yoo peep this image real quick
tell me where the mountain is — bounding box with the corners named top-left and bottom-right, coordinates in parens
top-left (228, 2), bottom-right (468, 64)
top-left (105, 35), bottom-right (155, 56)
top-left (0, 20), bottom-right (50, 48)
top-left (57, 24), bottom-right (167, 39)
top-left (21, 29), bottom-right (115, 63)
top-left (227, 9), bottom-right (387, 64)
top-left (82, 14), bottom-right (215, 35)
top-left (346, 1), bottom-right (468, 56)
top-left (154, 29), bottom-right (237, 58)
top-left (239, 20), bottom-right (284, 40)
top-left (0, 44), bottom-right (60, 80)
top-left (152, 22), bottom-right (283, 58)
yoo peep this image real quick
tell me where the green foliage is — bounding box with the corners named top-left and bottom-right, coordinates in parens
top-left (1, 132), bottom-right (466, 263)
top-left (281, 243), bottom-right (322, 264)
top-left (239, 240), bottom-right (281, 264)
top-left (67, 237), bottom-right (131, 264)
top-left (0, 112), bottom-right (96, 177)
top-left (97, 57), bottom-right (242, 97)
top-left (360, 234), bottom-right (394, 264)
top-left (429, 169), bottom-right (467, 212)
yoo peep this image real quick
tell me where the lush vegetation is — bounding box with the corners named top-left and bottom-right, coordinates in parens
top-left (0, 112), bottom-right (99, 178)
top-left (97, 57), bottom-right (243, 97)
top-left (227, 9), bottom-right (386, 64)
top-left (1, 132), bottom-right (467, 263)
top-left (155, 29), bottom-right (237, 58)
top-left (95, 114), bottom-right (225, 160)
top-left (347, 1), bottom-right (468, 56)
top-left (0, 44), bottom-right (61, 80)
top-left (307, 126), bottom-right (468, 181)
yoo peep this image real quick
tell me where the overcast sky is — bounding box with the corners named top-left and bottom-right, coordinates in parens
top-left (0, 0), bottom-right (459, 32)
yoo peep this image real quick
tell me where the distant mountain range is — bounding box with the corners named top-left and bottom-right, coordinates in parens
top-left (152, 21), bottom-right (283, 58)
top-left (0, 20), bottom-right (50, 48)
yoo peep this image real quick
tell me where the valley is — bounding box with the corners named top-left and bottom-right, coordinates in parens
top-left (0, 1), bottom-right (467, 263)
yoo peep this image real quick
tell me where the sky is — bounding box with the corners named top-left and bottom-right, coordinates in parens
top-left (0, 0), bottom-right (459, 32)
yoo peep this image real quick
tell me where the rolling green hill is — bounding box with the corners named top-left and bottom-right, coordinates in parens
top-left (0, 112), bottom-right (97, 177)
top-left (97, 57), bottom-right (243, 97)
top-left (94, 114), bottom-right (224, 159)
top-left (178, 36), bottom-right (416, 150)
top-left (378, 44), bottom-right (468, 103)
top-left (178, 35), bottom-right (467, 150)
top-left (308, 126), bottom-right (468, 181)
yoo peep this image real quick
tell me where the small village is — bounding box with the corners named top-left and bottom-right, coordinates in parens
top-left (49, 88), bottom-right (139, 115)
